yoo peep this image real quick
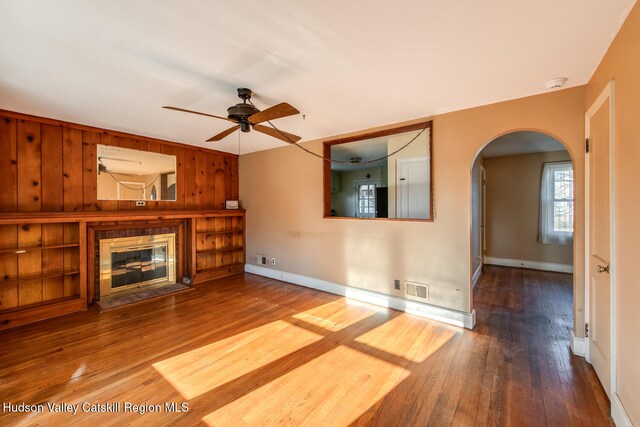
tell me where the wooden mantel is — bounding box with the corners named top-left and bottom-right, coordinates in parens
top-left (0, 209), bottom-right (246, 224)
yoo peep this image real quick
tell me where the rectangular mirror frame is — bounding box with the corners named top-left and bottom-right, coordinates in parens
top-left (323, 120), bottom-right (433, 221)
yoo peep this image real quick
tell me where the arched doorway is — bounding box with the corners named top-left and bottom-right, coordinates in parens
top-left (470, 130), bottom-right (576, 323)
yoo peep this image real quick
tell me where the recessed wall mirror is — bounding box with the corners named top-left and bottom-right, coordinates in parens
top-left (97, 145), bottom-right (177, 201)
top-left (323, 121), bottom-right (432, 220)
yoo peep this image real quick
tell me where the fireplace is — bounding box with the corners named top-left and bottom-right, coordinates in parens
top-left (99, 233), bottom-right (176, 298)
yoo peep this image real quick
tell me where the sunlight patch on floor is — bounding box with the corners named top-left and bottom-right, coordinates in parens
top-left (354, 315), bottom-right (456, 363)
top-left (152, 320), bottom-right (322, 400)
top-left (291, 300), bottom-right (378, 332)
top-left (201, 345), bottom-right (411, 427)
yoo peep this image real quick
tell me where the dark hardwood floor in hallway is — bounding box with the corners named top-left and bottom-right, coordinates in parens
top-left (471, 266), bottom-right (611, 427)
top-left (0, 266), bottom-right (610, 426)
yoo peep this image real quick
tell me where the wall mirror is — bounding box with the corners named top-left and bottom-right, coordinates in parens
top-left (97, 145), bottom-right (177, 201)
top-left (323, 121), bottom-right (432, 220)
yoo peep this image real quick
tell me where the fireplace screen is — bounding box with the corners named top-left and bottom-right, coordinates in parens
top-left (100, 233), bottom-right (176, 298)
top-left (111, 246), bottom-right (168, 288)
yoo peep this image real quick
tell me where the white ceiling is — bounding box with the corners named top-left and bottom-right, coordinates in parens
top-left (0, 1), bottom-right (635, 155)
top-left (331, 137), bottom-right (389, 172)
top-left (98, 145), bottom-right (175, 175)
top-left (331, 130), bottom-right (424, 171)
top-left (481, 131), bottom-right (566, 158)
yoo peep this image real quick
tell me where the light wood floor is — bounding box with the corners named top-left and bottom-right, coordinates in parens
top-left (0, 266), bottom-right (611, 426)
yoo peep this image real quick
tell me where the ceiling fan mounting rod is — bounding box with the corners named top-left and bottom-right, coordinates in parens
top-left (237, 87), bottom-right (252, 101)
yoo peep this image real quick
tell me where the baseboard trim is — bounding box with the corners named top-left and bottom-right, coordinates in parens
top-left (484, 257), bottom-right (573, 274)
top-left (612, 393), bottom-right (634, 427)
top-left (472, 264), bottom-right (482, 289)
top-left (570, 331), bottom-right (586, 357)
top-left (245, 264), bottom-right (476, 329)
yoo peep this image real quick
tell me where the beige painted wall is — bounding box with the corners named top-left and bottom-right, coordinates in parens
top-left (240, 86), bottom-right (585, 319)
top-left (471, 156), bottom-right (484, 279)
top-left (97, 172), bottom-right (156, 200)
top-left (587, 2), bottom-right (640, 423)
top-left (484, 151), bottom-right (573, 265)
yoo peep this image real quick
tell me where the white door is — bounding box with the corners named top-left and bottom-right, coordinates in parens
top-left (397, 157), bottom-right (430, 219)
top-left (586, 82), bottom-right (614, 398)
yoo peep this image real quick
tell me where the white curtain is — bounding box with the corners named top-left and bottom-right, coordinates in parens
top-left (540, 161), bottom-right (573, 245)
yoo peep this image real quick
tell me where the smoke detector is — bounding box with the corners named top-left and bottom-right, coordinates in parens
top-left (546, 77), bottom-right (568, 89)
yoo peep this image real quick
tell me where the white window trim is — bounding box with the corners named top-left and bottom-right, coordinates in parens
top-left (539, 161), bottom-right (573, 245)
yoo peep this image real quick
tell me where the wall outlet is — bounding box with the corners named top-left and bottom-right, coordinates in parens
top-left (394, 279), bottom-right (401, 290)
top-left (271, 258), bottom-right (276, 266)
top-left (256, 255), bottom-right (267, 265)
top-left (135, 200), bottom-right (145, 207)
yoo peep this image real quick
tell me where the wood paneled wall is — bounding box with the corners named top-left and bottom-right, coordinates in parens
top-left (0, 110), bottom-right (239, 213)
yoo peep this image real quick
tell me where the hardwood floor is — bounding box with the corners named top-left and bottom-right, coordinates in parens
top-left (0, 266), bottom-right (611, 426)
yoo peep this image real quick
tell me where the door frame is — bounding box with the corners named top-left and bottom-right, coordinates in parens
top-left (584, 80), bottom-right (616, 394)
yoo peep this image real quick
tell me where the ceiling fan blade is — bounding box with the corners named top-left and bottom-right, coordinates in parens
top-left (248, 102), bottom-right (300, 125)
top-left (162, 106), bottom-right (233, 122)
top-left (206, 125), bottom-right (241, 142)
top-left (253, 124), bottom-right (301, 143)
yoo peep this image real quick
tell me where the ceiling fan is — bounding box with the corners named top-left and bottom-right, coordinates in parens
top-left (162, 88), bottom-right (301, 143)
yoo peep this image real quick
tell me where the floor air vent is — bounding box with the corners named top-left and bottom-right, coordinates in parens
top-left (405, 281), bottom-right (429, 301)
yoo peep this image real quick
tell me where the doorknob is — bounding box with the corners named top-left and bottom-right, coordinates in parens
top-left (597, 265), bottom-right (610, 273)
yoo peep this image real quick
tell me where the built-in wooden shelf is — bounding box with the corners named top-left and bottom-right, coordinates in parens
top-left (0, 209), bottom-right (246, 225)
top-left (192, 212), bottom-right (245, 284)
top-left (195, 228), bottom-right (244, 236)
top-left (195, 246), bottom-right (244, 256)
top-left (197, 262), bottom-right (245, 274)
top-left (0, 219), bottom-right (86, 331)
top-left (0, 295), bottom-right (81, 315)
top-left (1, 270), bottom-right (81, 285)
top-left (0, 243), bottom-right (80, 254)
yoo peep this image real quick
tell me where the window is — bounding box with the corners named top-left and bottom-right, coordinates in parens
top-left (355, 181), bottom-right (379, 218)
top-left (540, 161), bottom-right (573, 245)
